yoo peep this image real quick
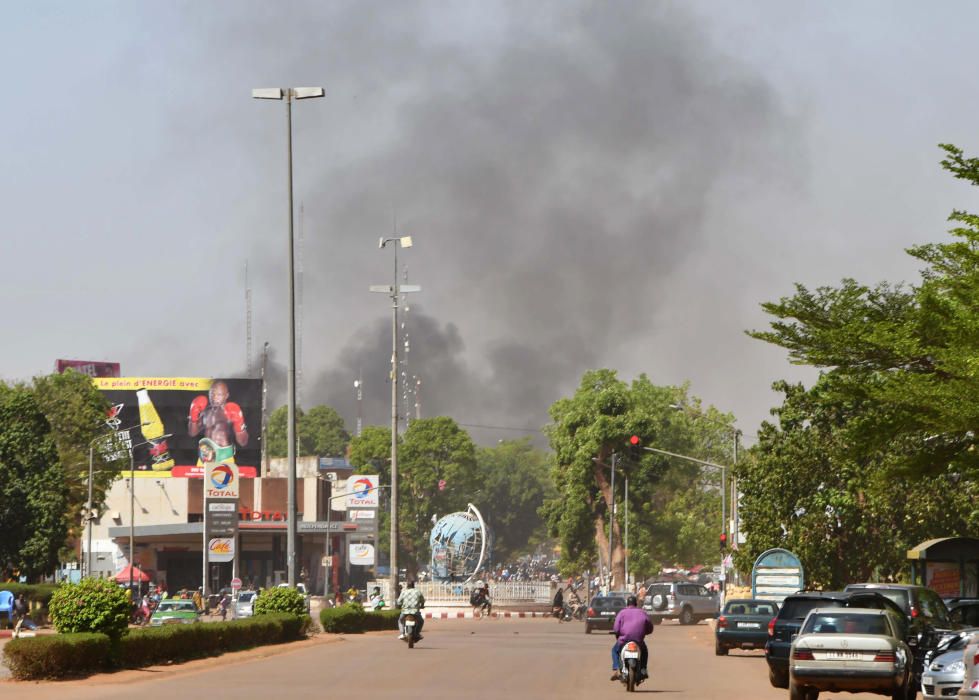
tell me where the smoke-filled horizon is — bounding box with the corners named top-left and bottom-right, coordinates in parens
top-left (4, 2), bottom-right (978, 445)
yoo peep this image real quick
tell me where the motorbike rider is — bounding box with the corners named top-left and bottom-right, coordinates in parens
top-left (610, 594), bottom-right (653, 681)
top-left (396, 580), bottom-right (425, 640)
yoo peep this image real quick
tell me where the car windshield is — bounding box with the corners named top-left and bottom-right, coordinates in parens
top-left (157, 601), bottom-right (195, 612)
top-left (591, 597), bottom-right (626, 608)
top-left (646, 585), bottom-right (671, 598)
top-left (803, 613), bottom-right (890, 636)
top-left (780, 598), bottom-right (843, 620)
top-left (724, 601), bottom-right (777, 616)
top-left (238, 592), bottom-right (255, 603)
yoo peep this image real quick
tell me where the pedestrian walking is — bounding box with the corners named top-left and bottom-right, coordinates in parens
top-left (12, 594), bottom-right (36, 637)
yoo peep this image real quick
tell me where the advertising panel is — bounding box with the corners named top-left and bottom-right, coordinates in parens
top-left (56, 359), bottom-right (121, 378)
top-left (208, 538), bottom-right (235, 563)
top-left (346, 475), bottom-right (380, 508)
top-left (349, 543), bottom-right (375, 566)
top-left (206, 500), bottom-right (239, 537)
top-left (94, 377), bottom-right (261, 478)
top-left (926, 562), bottom-right (961, 598)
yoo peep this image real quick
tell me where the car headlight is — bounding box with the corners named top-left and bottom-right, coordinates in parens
top-left (945, 660), bottom-right (965, 673)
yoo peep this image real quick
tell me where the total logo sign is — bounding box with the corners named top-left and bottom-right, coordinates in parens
top-left (346, 475), bottom-right (379, 508)
top-left (207, 462), bottom-right (239, 499)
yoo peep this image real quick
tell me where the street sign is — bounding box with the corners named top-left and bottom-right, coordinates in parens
top-left (712, 566), bottom-right (723, 574)
top-left (321, 555), bottom-right (333, 568)
top-left (231, 577), bottom-right (242, 591)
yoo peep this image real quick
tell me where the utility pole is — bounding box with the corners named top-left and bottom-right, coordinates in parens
top-left (371, 236), bottom-right (419, 599)
top-left (608, 451), bottom-right (616, 590)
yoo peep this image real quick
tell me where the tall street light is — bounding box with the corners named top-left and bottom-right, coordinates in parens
top-left (86, 423), bottom-right (146, 578)
top-left (127, 435), bottom-right (170, 594)
top-left (252, 86), bottom-right (324, 587)
top-left (371, 235), bottom-right (419, 597)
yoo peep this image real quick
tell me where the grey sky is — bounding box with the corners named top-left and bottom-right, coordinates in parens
top-left (3, 1), bottom-right (978, 444)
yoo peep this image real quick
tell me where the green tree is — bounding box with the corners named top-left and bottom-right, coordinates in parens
top-left (397, 417), bottom-right (478, 575)
top-left (302, 405), bottom-right (350, 457)
top-left (544, 370), bottom-right (735, 586)
top-left (267, 404), bottom-right (351, 458)
top-left (475, 438), bottom-right (554, 563)
top-left (0, 373), bottom-right (119, 578)
top-left (748, 144), bottom-right (979, 479)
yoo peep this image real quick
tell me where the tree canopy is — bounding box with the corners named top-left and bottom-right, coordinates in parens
top-left (267, 404), bottom-right (350, 458)
top-left (544, 369), bottom-right (737, 586)
top-left (0, 371), bottom-right (122, 578)
top-left (740, 144), bottom-right (979, 586)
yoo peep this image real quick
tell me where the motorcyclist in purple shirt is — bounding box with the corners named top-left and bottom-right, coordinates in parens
top-left (610, 594), bottom-right (653, 681)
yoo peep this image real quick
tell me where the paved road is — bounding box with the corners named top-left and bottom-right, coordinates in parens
top-left (0, 619), bottom-right (916, 699)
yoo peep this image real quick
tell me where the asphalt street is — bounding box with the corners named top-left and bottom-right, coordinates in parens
top-left (0, 618), bottom-right (913, 699)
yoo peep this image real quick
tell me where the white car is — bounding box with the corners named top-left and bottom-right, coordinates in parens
top-left (234, 590), bottom-right (257, 619)
top-left (789, 607), bottom-right (914, 700)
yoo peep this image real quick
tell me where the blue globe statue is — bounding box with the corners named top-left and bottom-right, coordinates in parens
top-left (429, 503), bottom-right (491, 582)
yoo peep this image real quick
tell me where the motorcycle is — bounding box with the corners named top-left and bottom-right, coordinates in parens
top-left (610, 632), bottom-right (645, 692)
top-left (402, 613), bottom-right (421, 649)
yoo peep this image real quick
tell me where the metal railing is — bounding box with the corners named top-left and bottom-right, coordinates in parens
top-left (371, 580), bottom-right (553, 606)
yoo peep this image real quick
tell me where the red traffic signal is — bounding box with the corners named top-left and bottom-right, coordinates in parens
top-left (629, 435), bottom-right (640, 446)
top-left (719, 533), bottom-right (728, 550)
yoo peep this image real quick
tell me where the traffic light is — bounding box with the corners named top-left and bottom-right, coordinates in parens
top-left (629, 435), bottom-right (640, 447)
top-left (719, 532), bottom-right (728, 551)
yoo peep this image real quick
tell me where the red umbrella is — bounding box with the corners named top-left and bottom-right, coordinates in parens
top-left (114, 565), bottom-right (150, 583)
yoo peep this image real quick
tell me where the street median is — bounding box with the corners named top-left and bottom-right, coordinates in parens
top-left (2, 613), bottom-right (308, 681)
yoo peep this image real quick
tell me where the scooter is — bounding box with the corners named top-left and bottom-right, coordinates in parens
top-left (402, 613), bottom-right (421, 649)
top-left (618, 641), bottom-right (644, 692)
top-left (610, 632), bottom-right (645, 692)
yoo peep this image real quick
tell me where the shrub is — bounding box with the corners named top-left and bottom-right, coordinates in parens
top-left (253, 586), bottom-right (307, 617)
top-left (3, 633), bottom-right (110, 680)
top-left (2, 613), bottom-right (308, 679)
top-left (320, 604), bottom-right (400, 633)
top-left (49, 577), bottom-right (130, 640)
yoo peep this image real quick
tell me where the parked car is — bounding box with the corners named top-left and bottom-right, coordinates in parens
top-left (766, 590), bottom-right (908, 689)
top-left (150, 599), bottom-right (201, 626)
top-left (789, 607), bottom-right (915, 700)
top-left (715, 598), bottom-right (779, 656)
top-left (643, 581), bottom-right (718, 625)
top-left (947, 599), bottom-right (979, 627)
top-left (959, 631), bottom-right (979, 697)
top-left (585, 594), bottom-right (629, 634)
top-left (234, 590), bottom-right (257, 619)
top-left (920, 627), bottom-right (979, 699)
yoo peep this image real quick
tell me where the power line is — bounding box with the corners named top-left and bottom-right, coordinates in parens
top-left (457, 423), bottom-right (542, 434)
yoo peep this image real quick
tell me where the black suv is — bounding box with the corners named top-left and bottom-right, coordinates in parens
top-left (765, 590), bottom-right (907, 689)
top-left (843, 583), bottom-right (960, 682)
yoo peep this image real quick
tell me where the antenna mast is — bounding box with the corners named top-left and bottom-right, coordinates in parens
top-left (245, 262), bottom-right (253, 377)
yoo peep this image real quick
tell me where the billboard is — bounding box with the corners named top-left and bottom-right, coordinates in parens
top-left (95, 377), bottom-right (261, 478)
top-left (57, 359), bottom-right (121, 378)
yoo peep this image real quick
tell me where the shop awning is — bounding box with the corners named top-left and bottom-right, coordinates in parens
top-left (115, 564), bottom-right (151, 583)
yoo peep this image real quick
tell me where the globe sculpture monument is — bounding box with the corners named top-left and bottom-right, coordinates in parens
top-left (429, 503), bottom-right (491, 582)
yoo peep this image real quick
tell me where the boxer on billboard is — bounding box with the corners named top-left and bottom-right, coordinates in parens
top-left (188, 380), bottom-right (249, 466)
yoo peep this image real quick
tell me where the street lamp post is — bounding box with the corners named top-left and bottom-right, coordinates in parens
top-left (371, 235), bottom-right (420, 598)
top-left (126, 435), bottom-right (169, 594)
top-left (85, 423), bottom-right (146, 578)
top-left (252, 86), bottom-right (324, 587)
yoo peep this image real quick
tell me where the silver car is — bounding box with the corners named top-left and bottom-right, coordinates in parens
top-left (789, 607), bottom-right (914, 700)
top-left (234, 590), bottom-right (257, 619)
top-left (644, 581), bottom-right (719, 625)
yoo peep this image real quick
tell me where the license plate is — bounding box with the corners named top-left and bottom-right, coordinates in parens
top-left (737, 622), bottom-right (760, 628)
top-left (405, 621), bottom-right (415, 627)
top-left (825, 651), bottom-right (860, 660)
top-left (622, 651), bottom-right (640, 659)
top-left (602, 612), bottom-right (616, 616)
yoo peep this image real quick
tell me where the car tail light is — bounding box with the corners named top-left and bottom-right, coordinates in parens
top-left (668, 592), bottom-right (676, 601)
top-left (587, 608), bottom-right (595, 617)
top-left (873, 652), bottom-right (896, 663)
top-left (717, 616), bottom-right (727, 628)
top-left (910, 605), bottom-right (919, 618)
top-left (973, 651), bottom-right (979, 667)
top-left (768, 618), bottom-right (776, 637)
top-left (792, 649), bottom-right (814, 660)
